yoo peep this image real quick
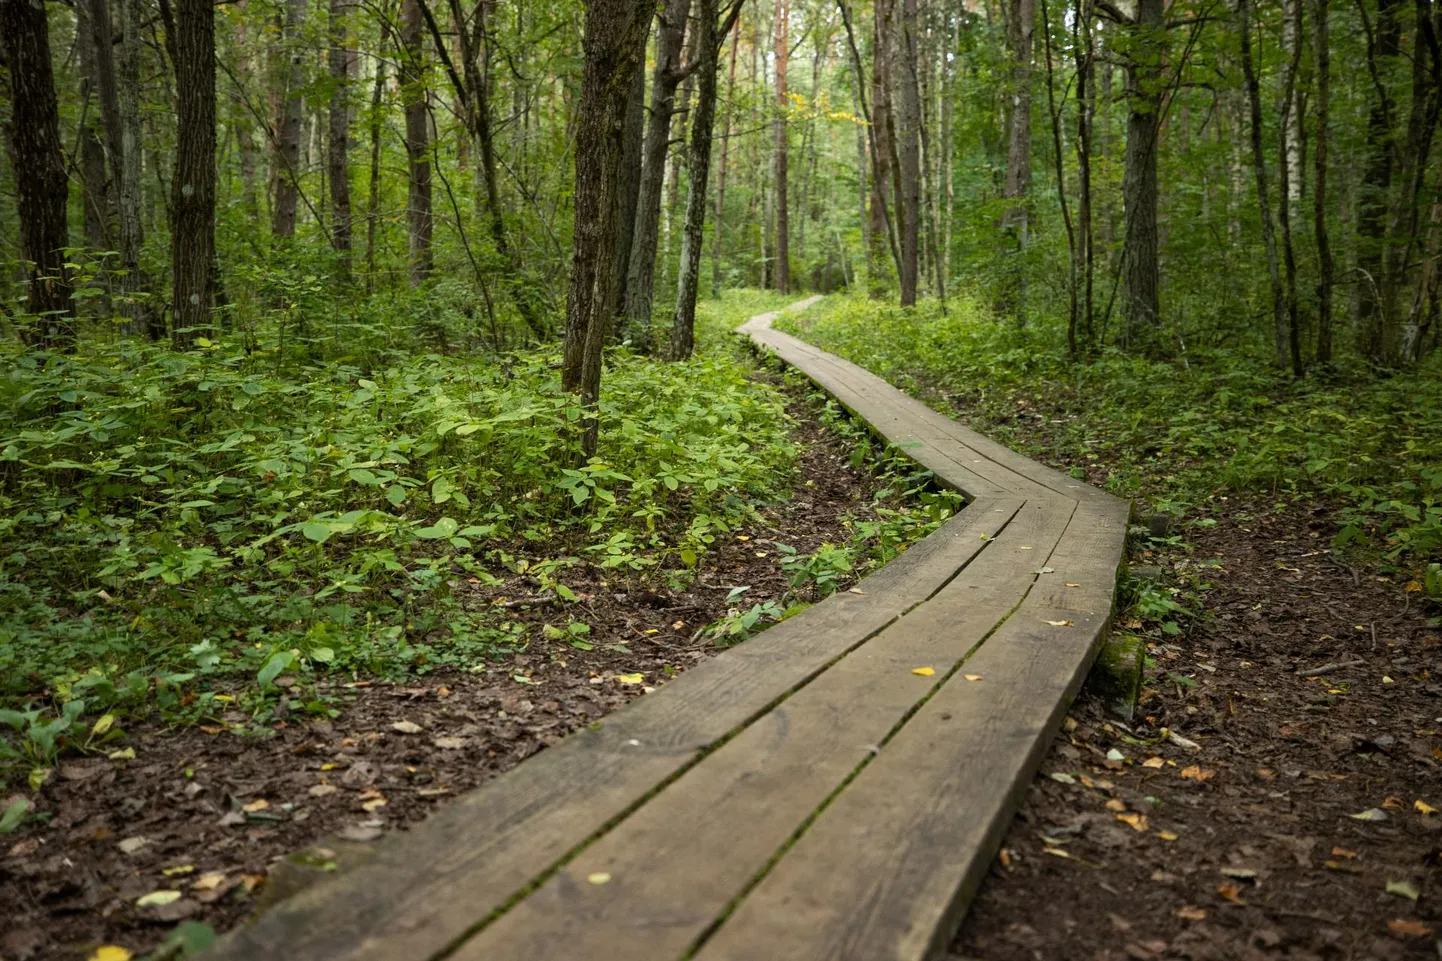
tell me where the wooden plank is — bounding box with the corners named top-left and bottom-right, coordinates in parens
top-left (446, 498), bottom-right (1073, 961)
top-left (201, 499), bottom-right (1022, 961)
top-left (692, 604), bottom-right (1113, 961)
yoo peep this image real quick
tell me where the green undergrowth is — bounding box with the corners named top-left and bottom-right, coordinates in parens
top-left (779, 295), bottom-right (1442, 588)
top-left (0, 290), bottom-right (802, 778)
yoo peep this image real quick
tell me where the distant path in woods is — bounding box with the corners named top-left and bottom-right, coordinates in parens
top-left (202, 297), bottom-right (1129, 961)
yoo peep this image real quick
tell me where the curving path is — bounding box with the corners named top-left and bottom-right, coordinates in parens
top-left (203, 297), bottom-right (1130, 961)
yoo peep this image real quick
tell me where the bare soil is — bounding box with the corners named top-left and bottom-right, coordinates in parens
top-left (0, 385), bottom-right (884, 961)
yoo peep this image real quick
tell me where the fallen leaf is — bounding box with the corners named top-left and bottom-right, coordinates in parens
top-left (1049, 772), bottom-right (1076, 785)
top-left (587, 872), bottom-right (611, 885)
top-left (1043, 846), bottom-right (1075, 860)
top-left (1331, 846), bottom-right (1358, 858)
top-left (964, 673), bottom-right (983, 681)
top-left (1065, 582), bottom-right (1081, 588)
top-left (1044, 619), bottom-right (1075, 627)
top-left (320, 762), bottom-right (339, 771)
top-left (616, 673), bottom-right (644, 685)
top-left (1106, 748), bottom-right (1126, 761)
top-left (1167, 730), bottom-right (1201, 751)
top-left (1383, 796), bottom-right (1405, 810)
top-left (1179, 765), bottom-right (1215, 783)
top-left (1415, 799), bottom-right (1438, 816)
top-left (308, 784), bottom-right (337, 797)
top-left (118, 836), bottom-right (150, 855)
top-left (1386, 879), bottom-right (1420, 901)
top-left (1325, 860), bottom-right (1363, 874)
top-left (1176, 906), bottom-right (1207, 921)
top-left (136, 890), bottom-right (182, 907)
top-left (911, 667), bottom-right (936, 677)
top-left (361, 797), bottom-right (387, 812)
top-left (390, 721), bottom-right (422, 735)
top-left (1349, 808), bottom-right (1389, 822)
top-left (1157, 830), bottom-right (1179, 841)
top-left (1220, 867), bottom-right (1258, 881)
top-left (193, 872), bottom-right (227, 891)
top-left (1405, 580), bottom-right (1424, 592)
top-left (998, 848), bottom-right (1013, 867)
top-left (242, 799), bottom-right (269, 813)
top-left (1106, 799), bottom-right (1127, 812)
top-left (108, 747), bottom-right (136, 760)
top-left (1142, 757), bottom-right (1165, 769)
top-left (1034, 566), bottom-right (1056, 574)
top-left (432, 736), bottom-right (468, 750)
top-left (1388, 919), bottom-right (1434, 937)
top-left (1217, 882), bottom-right (1246, 905)
top-left (1117, 812), bottom-right (1148, 832)
top-left (161, 865), bottom-right (195, 877)
top-left (88, 948), bottom-right (133, 961)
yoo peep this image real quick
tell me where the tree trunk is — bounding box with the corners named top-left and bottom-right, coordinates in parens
top-left (1, 0), bottom-right (75, 349)
top-left (897, 0), bottom-right (922, 305)
top-left (400, 0), bottom-right (432, 284)
top-left (1314, 0), bottom-right (1333, 364)
top-left (1076, 0), bottom-right (1095, 348)
top-left (712, 16), bottom-right (740, 297)
top-left (1357, 0), bottom-right (1400, 357)
top-left (623, 0), bottom-right (691, 349)
top-left (610, 67), bottom-right (647, 327)
top-left (1000, 0), bottom-right (1034, 319)
top-left (1120, 0), bottom-right (1164, 344)
top-left (272, 0), bottom-right (309, 239)
top-left (869, 0), bottom-right (899, 296)
top-left (364, 27), bottom-right (387, 293)
top-left (76, 0), bottom-right (111, 263)
top-left (561, 0), bottom-right (655, 458)
top-left (673, 0), bottom-right (726, 359)
top-left (1239, 0), bottom-right (1287, 369)
top-left (171, 0), bottom-right (216, 348)
top-left (104, 0), bottom-right (156, 334)
top-left (1276, 0), bottom-right (1305, 374)
top-left (328, 0), bottom-right (353, 276)
top-left (774, 0), bottom-right (791, 293)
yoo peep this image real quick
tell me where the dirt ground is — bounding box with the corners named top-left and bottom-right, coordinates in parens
top-left (952, 500), bottom-right (1442, 961)
top-left (0, 386), bottom-right (886, 961)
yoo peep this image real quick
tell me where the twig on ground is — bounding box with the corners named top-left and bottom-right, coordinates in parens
top-left (1296, 658), bottom-right (1365, 677)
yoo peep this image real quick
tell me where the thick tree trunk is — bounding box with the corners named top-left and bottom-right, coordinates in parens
top-left (1000, 0), bottom-right (1034, 318)
top-left (328, 0), bottom-right (353, 275)
top-left (1, 0), bottom-right (75, 349)
top-left (623, 0), bottom-right (691, 349)
top-left (673, 0), bottom-right (726, 359)
top-left (897, 0), bottom-right (922, 305)
top-left (610, 67), bottom-right (647, 327)
top-left (76, 2), bottom-right (112, 274)
top-left (561, 0), bottom-right (655, 458)
top-left (1120, 0), bottom-right (1164, 344)
top-left (712, 16), bottom-right (741, 297)
top-left (1314, 0), bottom-right (1334, 364)
top-left (272, 0), bottom-right (309, 238)
top-left (400, 0), bottom-right (432, 284)
top-left (774, 0), bottom-right (791, 293)
top-left (101, 0), bottom-right (156, 334)
top-left (1357, 0), bottom-right (1400, 357)
top-left (171, 0), bottom-right (216, 348)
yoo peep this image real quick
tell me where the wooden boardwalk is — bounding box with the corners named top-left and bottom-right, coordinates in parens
top-left (204, 297), bottom-right (1129, 961)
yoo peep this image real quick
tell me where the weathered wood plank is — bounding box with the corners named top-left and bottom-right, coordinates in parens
top-left (447, 499), bottom-right (1072, 961)
top-left (201, 499), bottom-right (1021, 961)
top-left (692, 605), bottom-right (1114, 961)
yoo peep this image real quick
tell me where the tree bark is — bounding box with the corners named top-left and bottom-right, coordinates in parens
top-left (328, 0), bottom-right (353, 276)
top-left (1276, 0), bottom-right (1305, 374)
top-left (1357, 0), bottom-right (1400, 357)
top-left (610, 66), bottom-right (647, 327)
top-left (561, 0), bottom-right (655, 458)
top-left (1, 0), bottom-right (75, 350)
top-left (1120, 0), bottom-right (1164, 344)
top-left (171, 0), bottom-right (217, 348)
top-left (774, 0), bottom-right (791, 293)
top-left (1000, 0), bottom-right (1034, 319)
top-left (1075, 0), bottom-right (1095, 348)
top-left (673, 0), bottom-right (729, 359)
top-left (869, 0), bottom-right (899, 296)
top-left (364, 24), bottom-right (387, 293)
top-left (272, 0), bottom-right (309, 239)
top-left (1239, 0), bottom-right (1287, 370)
top-left (712, 15), bottom-right (741, 297)
top-left (623, 0), bottom-right (691, 349)
top-left (76, 0), bottom-right (112, 263)
top-left (897, 0), bottom-right (923, 306)
top-left (104, 0), bottom-right (156, 334)
top-left (1313, 0), bottom-right (1333, 364)
top-left (400, 0), bottom-right (433, 284)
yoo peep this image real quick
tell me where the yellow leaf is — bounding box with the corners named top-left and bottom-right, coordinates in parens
top-left (1142, 756), bottom-right (1165, 769)
top-left (1176, 906), bottom-right (1207, 920)
top-left (242, 799), bottom-right (269, 812)
top-left (616, 673), bottom-right (644, 685)
top-left (1117, 812), bottom-right (1148, 832)
top-left (1179, 765), bottom-right (1215, 782)
top-left (213, 694), bottom-right (234, 703)
top-left (1415, 799), bottom-right (1438, 816)
top-left (136, 890), bottom-right (182, 907)
top-left (587, 872), bottom-right (611, 885)
top-left (91, 714), bottom-right (115, 736)
top-left (1157, 830), bottom-right (1179, 841)
top-left (1044, 619), bottom-right (1075, 627)
top-left (911, 667), bottom-right (936, 677)
top-left (1331, 846), bottom-right (1358, 858)
top-left (964, 674), bottom-right (983, 681)
top-left (320, 762), bottom-right (338, 771)
top-left (89, 948), bottom-right (133, 961)
top-left (1404, 580), bottom-right (1423, 592)
top-left (1105, 799), bottom-right (1127, 812)
top-left (362, 797), bottom-right (387, 811)
top-left (161, 865), bottom-right (194, 877)
top-left (193, 872), bottom-right (227, 891)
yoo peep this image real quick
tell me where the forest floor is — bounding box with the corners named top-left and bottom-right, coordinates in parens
top-left (0, 385), bottom-right (888, 961)
top-left (948, 420), bottom-right (1442, 960)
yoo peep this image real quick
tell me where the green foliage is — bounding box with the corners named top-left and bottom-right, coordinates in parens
top-left (0, 294), bottom-right (796, 753)
top-left (779, 295), bottom-right (1442, 570)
